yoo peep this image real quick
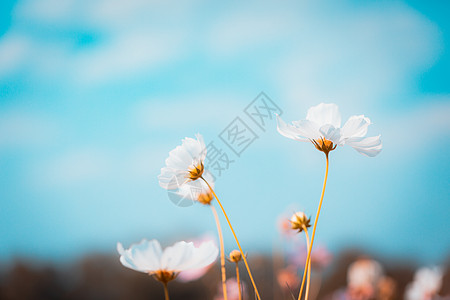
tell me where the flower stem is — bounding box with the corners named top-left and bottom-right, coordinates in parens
top-left (297, 154), bottom-right (329, 300)
top-left (235, 262), bottom-right (242, 300)
top-left (163, 282), bottom-right (170, 300)
top-left (303, 226), bottom-right (312, 300)
top-left (201, 177), bottom-right (261, 300)
top-left (211, 205), bottom-right (228, 300)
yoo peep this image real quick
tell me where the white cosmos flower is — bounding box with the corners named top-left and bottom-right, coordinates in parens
top-left (405, 267), bottom-right (443, 300)
top-left (173, 170), bottom-right (215, 205)
top-left (117, 239), bottom-right (218, 283)
top-left (276, 103), bottom-right (382, 156)
top-left (158, 134), bottom-right (207, 189)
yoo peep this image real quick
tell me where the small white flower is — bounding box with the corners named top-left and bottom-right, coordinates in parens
top-left (158, 134), bottom-right (207, 189)
top-left (117, 239), bottom-right (218, 283)
top-left (405, 267), bottom-right (443, 300)
top-left (347, 258), bottom-right (384, 289)
top-left (276, 103), bottom-right (382, 156)
top-left (173, 170), bottom-right (215, 205)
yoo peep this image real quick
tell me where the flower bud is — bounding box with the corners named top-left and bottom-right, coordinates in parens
top-left (229, 250), bottom-right (242, 263)
top-left (290, 212), bottom-right (311, 232)
top-left (197, 191), bottom-right (213, 205)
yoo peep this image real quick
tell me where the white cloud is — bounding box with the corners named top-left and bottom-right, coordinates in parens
top-left (269, 2), bottom-right (441, 108)
top-left (72, 31), bottom-right (185, 84)
top-left (0, 33), bottom-right (32, 76)
top-left (0, 111), bottom-right (59, 148)
top-left (382, 97), bottom-right (450, 151)
top-left (32, 147), bottom-right (113, 189)
top-left (207, 10), bottom-right (294, 57)
top-left (1, 0), bottom-right (200, 85)
top-left (14, 0), bottom-right (79, 25)
top-left (131, 93), bottom-right (247, 130)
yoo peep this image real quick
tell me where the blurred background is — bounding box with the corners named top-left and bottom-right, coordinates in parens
top-left (0, 0), bottom-right (449, 299)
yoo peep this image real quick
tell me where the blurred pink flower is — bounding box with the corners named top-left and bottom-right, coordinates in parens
top-left (277, 266), bottom-right (300, 292)
top-left (288, 244), bottom-right (333, 270)
top-left (214, 278), bottom-right (247, 300)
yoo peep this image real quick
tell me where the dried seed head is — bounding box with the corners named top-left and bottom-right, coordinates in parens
top-left (290, 212), bottom-right (311, 233)
top-left (229, 250), bottom-right (242, 263)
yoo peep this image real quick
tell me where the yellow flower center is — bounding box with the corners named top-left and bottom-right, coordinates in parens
top-left (311, 138), bottom-right (336, 155)
top-left (151, 270), bottom-right (178, 284)
top-left (188, 162), bottom-right (204, 181)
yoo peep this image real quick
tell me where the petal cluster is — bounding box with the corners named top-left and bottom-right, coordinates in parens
top-left (158, 134), bottom-right (207, 189)
top-left (117, 239), bottom-right (218, 274)
top-left (276, 103), bottom-right (382, 156)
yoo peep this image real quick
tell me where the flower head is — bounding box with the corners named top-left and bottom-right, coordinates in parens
top-left (405, 266), bottom-right (443, 300)
top-left (290, 211), bottom-right (311, 233)
top-left (276, 103), bottom-right (382, 157)
top-left (117, 239), bottom-right (218, 284)
top-left (277, 266), bottom-right (300, 292)
top-left (347, 258), bottom-right (384, 299)
top-left (173, 170), bottom-right (215, 205)
top-left (158, 134), bottom-right (207, 189)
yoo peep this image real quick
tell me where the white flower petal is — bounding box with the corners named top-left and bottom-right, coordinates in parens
top-left (276, 114), bottom-right (308, 141)
top-left (158, 134), bottom-right (206, 190)
top-left (117, 239), bottom-right (218, 275)
top-left (166, 145), bottom-right (192, 169)
top-left (160, 241), bottom-right (195, 270)
top-left (306, 103), bottom-right (341, 128)
top-left (319, 124), bottom-right (341, 144)
top-left (128, 239), bottom-right (163, 272)
top-left (117, 240), bottom-right (163, 273)
top-left (291, 120), bottom-right (322, 140)
top-left (117, 242), bottom-right (141, 271)
top-left (345, 135), bottom-right (382, 157)
top-left (158, 168), bottom-right (188, 189)
top-left (341, 115), bottom-right (371, 139)
top-left (181, 136), bottom-right (204, 160)
top-left (171, 241), bottom-right (218, 271)
top-left (174, 170), bottom-right (214, 201)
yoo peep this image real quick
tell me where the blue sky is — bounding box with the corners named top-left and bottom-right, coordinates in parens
top-left (0, 0), bottom-right (449, 264)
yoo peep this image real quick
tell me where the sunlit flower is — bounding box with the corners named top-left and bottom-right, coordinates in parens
top-left (290, 211), bottom-right (311, 233)
top-left (405, 266), bottom-right (443, 300)
top-left (158, 134), bottom-right (207, 189)
top-left (276, 103), bottom-right (382, 156)
top-left (348, 258), bottom-right (383, 288)
top-left (173, 170), bottom-right (215, 205)
top-left (117, 239), bottom-right (218, 284)
top-left (347, 258), bottom-right (384, 300)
